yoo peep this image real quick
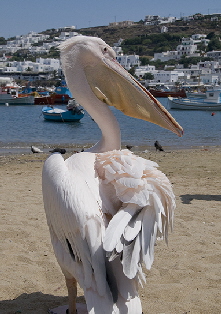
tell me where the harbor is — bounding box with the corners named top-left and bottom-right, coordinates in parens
top-left (0, 98), bottom-right (221, 154)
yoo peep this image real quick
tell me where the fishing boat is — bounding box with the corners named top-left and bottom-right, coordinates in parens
top-left (34, 94), bottom-right (55, 105)
top-left (53, 85), bottom-right (72, 103)
top-left (149, 88), bottom-right (186, 98)
top-left (0, 85), bottom-right (34, 105)
top-left (168, 89), bottom-right (221, 110)
top-left (186, 91), bottom-right (206, 99)
top-left (42, 99), bottom-right (84, 122)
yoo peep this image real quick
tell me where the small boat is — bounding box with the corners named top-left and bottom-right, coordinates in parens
top-left (42, 99), bottom-right (84, 122)
top-left (149, 88), bottom-right (186, 98)
top-left (168, 89), bottom-right (221, 110)
top-left (0, 85), bottom-right (34, 105)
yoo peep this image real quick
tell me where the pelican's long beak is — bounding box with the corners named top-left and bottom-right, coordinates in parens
top-left (84, 57), bottom-right (183, 137)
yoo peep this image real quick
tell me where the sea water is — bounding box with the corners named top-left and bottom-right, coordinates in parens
top-left (0, 98), bottom-right (220, 153)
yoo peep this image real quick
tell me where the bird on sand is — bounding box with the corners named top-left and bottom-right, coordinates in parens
top-left (125, 145), bottom-right (133, 150)
top-left (154, 140), bottom-right (164, 152)
top-left (49, 148), bottom-right (66, 154)
top-left (31, 145), bottom-right (43, 153)
top-left (42, 36), bottom-right (183, 314)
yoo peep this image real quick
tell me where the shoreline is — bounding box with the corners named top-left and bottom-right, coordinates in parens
top-left (0, 143), bottom-right (221, 156)
top-left (1, 147), bottom-right (221, 313)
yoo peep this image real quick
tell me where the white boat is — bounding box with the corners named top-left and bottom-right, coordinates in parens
top-left (186, 91), bottom-right (206, 99)
top-left (168, 89), bottom-right (221, 110)
top-left (0, 85), bottom-right (34, 105)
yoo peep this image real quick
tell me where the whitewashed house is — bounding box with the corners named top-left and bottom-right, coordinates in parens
top-left (206, 51), bottom-right (221, 61)
top-left (135, 65), bottom-right (156, 77)
top-left (116, 54), bottom-right (140, 70)
top-left (36, 57), bottom-right (60, 70)
top-left (152, 50), bottom-right (179, 62)
top-left (152, 34), bottom-right (208, 62)
top-left (201, 74), bottom-right (220, 85)
top-left (58, 32), bottom-right (78, 41)
top-left (152, 70), bottom-right (181, 83)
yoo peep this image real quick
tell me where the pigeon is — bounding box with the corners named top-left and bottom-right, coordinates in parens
top-left (126, 145), bottom-right (133, 150)
top-left (154, 141), bottom-right (164, 152)
top-left (49, 148), bottom-right (66, 154)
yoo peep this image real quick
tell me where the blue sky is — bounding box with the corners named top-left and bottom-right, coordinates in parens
top-left (1, 0), bottom-right (221, 39)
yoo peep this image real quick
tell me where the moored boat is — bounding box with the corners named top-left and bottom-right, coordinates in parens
top-left (186, 91), bottom-right (206, 99)
top-left (53, 85), bottom-right (72, 103)
top-left (168, 89), bottom-right (221, 110)
top-left (149, 88), bottom-right (186, 98)
top-left (34, 94), bottom-right (55, 105)
top-left (42, 99), bottom-right (84, 122)
top-left (0, 85), bottom-right (34, 105)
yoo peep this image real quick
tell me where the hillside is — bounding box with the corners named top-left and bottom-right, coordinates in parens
top-left (76, 18), bottom-right (221, 57)
top-left (78, 19), bottom-right (221, 45)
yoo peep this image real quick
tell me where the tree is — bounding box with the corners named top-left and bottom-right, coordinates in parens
top-left (139, 56), bottom-right (150, 66)
top-left (206, 32), bottom-right (216, 40)
top-left (0, 37), bottom-right (6, 45)
top-left (143, 72), bottom-right (154, 80)
top-left (207, 37), bottom-right (221, 51)
top-left (128, 67), bottom-right (137, 77)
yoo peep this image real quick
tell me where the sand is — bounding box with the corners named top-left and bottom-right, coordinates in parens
top-left (0, 147), bottom-right (221, 314)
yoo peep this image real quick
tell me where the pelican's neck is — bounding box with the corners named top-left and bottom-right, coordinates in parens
top-left (85, 101), bottom-right (121, 153)
top-left (64, 60), bottom-right (121, 153)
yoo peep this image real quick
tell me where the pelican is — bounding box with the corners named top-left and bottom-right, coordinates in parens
top-left (42, 36), bottom-right (183, 314)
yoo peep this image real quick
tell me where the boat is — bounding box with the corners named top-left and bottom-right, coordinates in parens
top-left (186, 91), bottom-right (206, 99)
top-left (34, 94), bottom-right (55, 105)
top-left (168, 89), bottom-right (221, 110)
top-left (52, 85), bottom-right (72, 103)
top-left (42, 99), bottom-right (84, 122)
top-left (0, 85), bottom-right (34, 105)
top-left (149, 88), bottom-right (186, 98)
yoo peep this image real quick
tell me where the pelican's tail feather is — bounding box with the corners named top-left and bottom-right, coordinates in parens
top-left (96, 149), bottom-right (175, 280)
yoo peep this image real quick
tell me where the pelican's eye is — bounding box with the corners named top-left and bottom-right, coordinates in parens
top-left (103, 47), bottom-right (108, 52)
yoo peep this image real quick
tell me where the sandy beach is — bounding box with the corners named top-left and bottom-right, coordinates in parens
top-left (0, 147), bottom-right (221, 314)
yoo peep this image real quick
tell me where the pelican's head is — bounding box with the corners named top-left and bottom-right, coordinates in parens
top-left (60, 36), bottom-right (183, 137)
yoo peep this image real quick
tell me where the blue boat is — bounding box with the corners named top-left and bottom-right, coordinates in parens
top-left (42, 99), bottom-right (84, 122)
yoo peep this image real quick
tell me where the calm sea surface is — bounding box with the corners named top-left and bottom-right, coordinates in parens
top-left (0, 98), bottom-right (221, 154)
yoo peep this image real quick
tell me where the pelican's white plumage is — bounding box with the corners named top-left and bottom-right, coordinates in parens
top-left (42, 36), bottom-right (183, 314)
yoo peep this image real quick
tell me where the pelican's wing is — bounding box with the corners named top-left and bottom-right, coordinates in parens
top-left (96, 150), bottom-right (175, 280)
top-left (42, 152), bottom-right (115, 311)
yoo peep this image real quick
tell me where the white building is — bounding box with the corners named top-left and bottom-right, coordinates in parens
top-left (0, 31), bottom-right (51, 54)
top-left (176, 42), bottom-right (198, 57)
top-left (144, 15), bottom-right (176, 25)
top-left (2, 57), bottom-right (61, 74)
top-left (152, 34), bottom-right (208, 62)
top-left (36, 57), bottom-right (60, 70)
top-left (201, 74), bottom-right (220, 85)
top-left (207, 51), bottom-right (221, 61)
top-left (116, 54), bottom-right (140, 70)
top-left (152, 70), bottom-right (181, 83)
top-left (135, 65), bottom-right (156, 77)
top-left (152, 50), bottom-right (179, 62)
top-left (58, 31), bottom-right (78, 41)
